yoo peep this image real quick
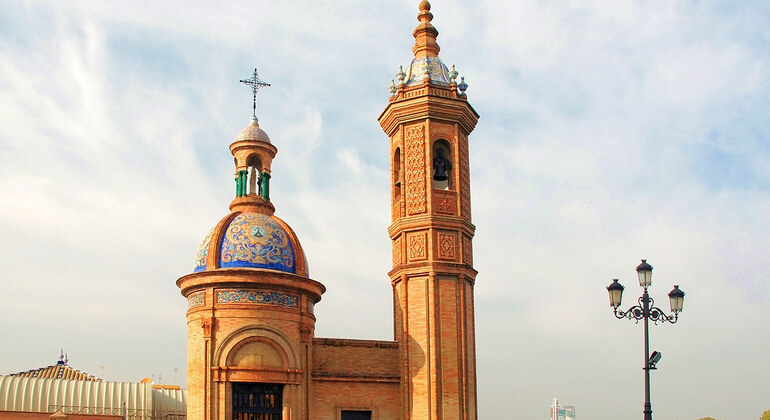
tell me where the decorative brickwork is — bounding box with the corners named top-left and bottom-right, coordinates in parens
top-left (407, 231), bottom-right (427, 261)
top-left (463, 235), bottom-right (473, 265)
top-left (300, 325), bottom-right (313, 342)
top-left (459, 132), bottom-right (471, 221)
top-left (216, 290), bottom-right (298, 309)
top-left (393, 236), bottom-right (402, 266)
top-left (438, 231), bottom-right (457, 260)
top-left (405, 125), bottom-right (427, 215)
top-left (433, 189), bottom-right (457, 215)
top-left (200, 319), bottom-right (212, 337)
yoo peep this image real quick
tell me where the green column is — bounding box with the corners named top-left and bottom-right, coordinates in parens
top-left (236, 170), bottom-right (248, 197)
top-left (261, 172), bottom-right (271, 201)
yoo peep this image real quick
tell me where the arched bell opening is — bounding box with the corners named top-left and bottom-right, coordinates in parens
top-left (246, 154), bottom-right (263, 196)
top-left (432, 139), bottom-right (452, 190)
top-left (393, 147), bottom-right (402, 197)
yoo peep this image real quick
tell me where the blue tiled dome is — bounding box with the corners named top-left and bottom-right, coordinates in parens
top-left (193, 212), bottom-right (308, 277)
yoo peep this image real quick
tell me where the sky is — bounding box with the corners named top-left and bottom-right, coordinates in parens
top-left (0, 1), bottom-right (769, 419)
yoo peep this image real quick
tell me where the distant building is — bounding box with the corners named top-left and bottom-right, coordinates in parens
top-left (0, 352), bottom-right (186, 419)
top-left (550, 398), bottom-right (576, 420)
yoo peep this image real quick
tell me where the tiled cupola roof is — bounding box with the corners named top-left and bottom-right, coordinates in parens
top-left (9, 352), bottom-right (102, 382)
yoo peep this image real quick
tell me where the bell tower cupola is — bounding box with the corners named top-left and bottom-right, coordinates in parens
top-left (379, 1), bottom-right (480, 419)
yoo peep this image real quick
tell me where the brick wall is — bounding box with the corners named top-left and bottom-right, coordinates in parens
top-left (311, 338), bottom-right (401, 420)
top-left (312, 338), bottom-right (399, 379)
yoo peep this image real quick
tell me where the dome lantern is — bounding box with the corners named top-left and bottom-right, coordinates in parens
top-left (188, 67), bottom-right (311, 277)
top-left (230, 68), bottom-right (278, 212)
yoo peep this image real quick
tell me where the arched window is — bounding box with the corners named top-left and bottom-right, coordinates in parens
top-left (394, 147), bottom-right (402, 196)
top-left (246, 155), bottom-right (263, 196)
top-left (432, 140), bottom-right (452, 190)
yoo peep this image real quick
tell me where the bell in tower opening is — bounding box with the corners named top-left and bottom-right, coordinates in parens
top-left (432, 141), bottom-right (452, 189)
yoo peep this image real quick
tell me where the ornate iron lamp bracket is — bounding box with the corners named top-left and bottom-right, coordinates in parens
top-left (613, 295), bottom-right (679, 324)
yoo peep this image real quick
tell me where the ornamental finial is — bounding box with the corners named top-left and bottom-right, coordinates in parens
top-left (419, 0), bottom-right (431, 14)
top-left (412, 0), bottom-right (440, 57)
top-left (239, 68), bottom-right (271, 118)
top-left (458, 76), bottom-right (468, 94)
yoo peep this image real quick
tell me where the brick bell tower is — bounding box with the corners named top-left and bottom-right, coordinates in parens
top-left (178, 70), bottom-right (324, 420)
top-left (378, 2), bottom-right (480, 419)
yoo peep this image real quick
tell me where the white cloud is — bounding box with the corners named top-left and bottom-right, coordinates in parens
top-left (0, 1), bottom-right (768, 419)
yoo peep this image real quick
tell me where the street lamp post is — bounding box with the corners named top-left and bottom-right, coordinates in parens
top-left (606, 259), bottom-right (685, 420)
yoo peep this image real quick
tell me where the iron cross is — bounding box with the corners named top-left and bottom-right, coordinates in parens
top-left (240, 68), bottom-right (271, 117)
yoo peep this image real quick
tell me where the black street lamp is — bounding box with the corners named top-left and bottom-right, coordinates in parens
top-left (606, 259), bottom-right (685, 420)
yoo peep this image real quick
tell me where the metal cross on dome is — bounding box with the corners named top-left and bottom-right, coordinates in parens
top-left (239, 68), bottom-right (271, 117)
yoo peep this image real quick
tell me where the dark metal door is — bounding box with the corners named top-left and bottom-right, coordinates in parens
top-left (232, 383), bottom-right (283, 420)
top-left (341, 411), bottom-right (372, 420)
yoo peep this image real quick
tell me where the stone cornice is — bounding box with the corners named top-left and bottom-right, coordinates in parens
top-left (177, 268), bottom-right (325, 302)
top-left (378, 87), bottom-right (479, 136)
top-left (388, 214), bottom-right (476, 238)
top-left (229, 139), bottom-right (278, 157)
top-left (388, 262), bottom-right (478, 281)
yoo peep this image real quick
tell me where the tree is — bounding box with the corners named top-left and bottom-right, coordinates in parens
top-left (760, 409), bottom-right (770, 420)
top-left (696, 417), bottom-right (716, 420)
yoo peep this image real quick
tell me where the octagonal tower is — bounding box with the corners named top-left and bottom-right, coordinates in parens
top-left (379, 2), bottom-right (480, 419)
top-left (178, 87), bottom-right (325, 420)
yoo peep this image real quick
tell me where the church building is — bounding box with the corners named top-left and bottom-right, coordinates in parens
top-left (176, 2), bottom-right (480, 419)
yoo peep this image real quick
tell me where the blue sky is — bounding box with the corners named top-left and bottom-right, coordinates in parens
top-left (1, 1), bottom-right (769, 419)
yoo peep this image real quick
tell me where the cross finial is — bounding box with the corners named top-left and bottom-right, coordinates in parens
top-left (239, 68), bottom-right (271, 118)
